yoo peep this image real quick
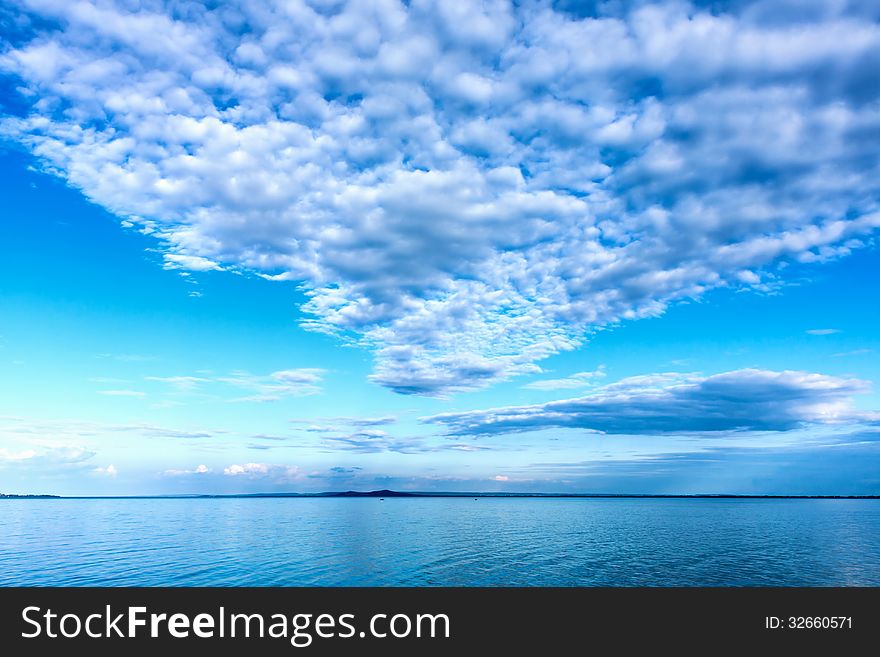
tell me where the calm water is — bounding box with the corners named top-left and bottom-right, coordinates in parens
top-left (1, 498), bottom-right (879, 586)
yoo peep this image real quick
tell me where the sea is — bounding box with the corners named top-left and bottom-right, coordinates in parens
top-left (1, 497), bottom-right (878, 586)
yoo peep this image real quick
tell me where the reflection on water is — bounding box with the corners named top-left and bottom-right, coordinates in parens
top-left (1, 498), bottom-right (878, 586)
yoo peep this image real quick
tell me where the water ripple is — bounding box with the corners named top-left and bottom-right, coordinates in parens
top-left (1, 498), bottom-right (878, 586)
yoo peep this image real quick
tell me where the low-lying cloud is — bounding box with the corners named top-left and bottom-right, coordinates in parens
top-left (425, 369), bottom-right (871, 436)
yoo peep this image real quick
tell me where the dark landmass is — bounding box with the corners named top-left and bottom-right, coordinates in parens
top-left (228, 489), bottom-right (419, 498)
top-left (3, 490), bottom-right (878, 500)
top-left (0, 493), bottom-right (61, 499)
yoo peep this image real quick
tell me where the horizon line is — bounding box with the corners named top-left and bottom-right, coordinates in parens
top-left (2, 490), bottom-right (879, 500)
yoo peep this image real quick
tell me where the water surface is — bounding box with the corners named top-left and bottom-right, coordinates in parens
top-left (1, 498), bottom-right (878, 586)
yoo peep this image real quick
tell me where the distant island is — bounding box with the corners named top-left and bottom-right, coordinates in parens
top-left (0, 493), bottom-right (61, 499)
top-left (2, 490), bottom-right (878, 499)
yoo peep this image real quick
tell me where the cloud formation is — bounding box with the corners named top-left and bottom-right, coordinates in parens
top-left (163, 464), bottom-right (210, 476)
top-left (92, 463), bottom-right (118, 477)
top-left (0, 444), bottom-right (95, 467)
top-left (522, 366), bottom-right (606, 390)
top-left (147, 368), bottom-right (325, 401)
top-left (97, 389), bottom-right (146, 397)
top-left (289, 415), bottom-right (398, 432)
top-left (222, 462), bottom-right (301, 482)
top-left (319, 428), bottom-right (487, 454)
top-left (425, 369), bottom-right (871, 436)
top-left (3, 1), bottom-right (880, 394)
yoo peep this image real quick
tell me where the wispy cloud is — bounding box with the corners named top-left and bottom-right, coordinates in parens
top-left (97, 389), bottom-right (146, 398)
top-left (832, 348), bottom-right (873, 358)
top-left (289, 416), bottom-right (398, 434)
top-left (321, 430), bottom-right (424, 454)
top-left (0, 416), bottom-right (222, 442)
top-left (0, 447), bottom-right (38, 463)
top-left (145, 368), bottom-right (325, 401)
top-left (220, 369), bottom-right (325, 402)
top-left (320, 429), bottom-right (488, 454)
top-left (145, 376), bottom-right (209, 391)
top-left (806, 329), bottom-right (841, 336)
top-left (523, 366), bottom-right (606, 390)
top-left (163, 254), bottom-right (224, 272)
top-left (0, 445), bottom-right (96, 470)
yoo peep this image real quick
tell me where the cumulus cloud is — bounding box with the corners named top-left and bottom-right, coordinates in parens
top-left (223, 462), bottom-right (300, 481)
top-left (425, 369), bottom-right (871, 436)
top-left (223, 462), bottom-right (269, 476)
top-left (92, 464), bottom-right (117, 477)
top-left (163, 464), bottom-right (210, 476)
top-left (3, 1), bottom-right (880, 395)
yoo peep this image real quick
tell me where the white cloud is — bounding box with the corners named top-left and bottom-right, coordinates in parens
top-left (3, 1), bottom-right (880, 395)
top-left (163, 253), bottom-right (224, 272)
top-left (164, 464), bottom-right (210, 476)
top-left (145, 376), bottom-right (209, 391)
top-left (0, 416), bottom-right (220, 443)
top-left (289, 415), bottom-right (398, 432)
top-left (221, 368), bottom-right (325, 401)
top-left (523, 366), bottom-right (607, 390)
top-left (0, 445), bottom-right (96, 469)
top-left (493, 474), bottom-right (509, 482)
top-left (806, 329), bottom-right (841, 335)
top-left (146, 368), bottom-right (325, 401)
top-left (311, 427), bottom-right (487, 454)
top-left (832, 348), bottom-right (873, 358)
top-left (97, 389), bottom-right (146, 397)
top-left (224, 463), bottom-right (269, 476)
top-left (0, 447), bottom-right (38, 462)
top-left (320, 429), bottom-right (425, 454)
top-left (425, 368), bottom-right (871, 436)
top-left (223, 462), bottom-right (300, 481)
top-left (92, 464), bottom-right (117, 477)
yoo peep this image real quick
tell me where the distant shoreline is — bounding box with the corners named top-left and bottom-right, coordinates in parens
top-left (2, 490), bottom-right (879, 500)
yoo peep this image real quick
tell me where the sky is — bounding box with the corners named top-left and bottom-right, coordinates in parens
top-left (1, 0), bottom-right (879, 496)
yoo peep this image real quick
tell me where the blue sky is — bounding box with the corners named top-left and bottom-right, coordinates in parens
top-left (1, 0), bottom-right (879, 495)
